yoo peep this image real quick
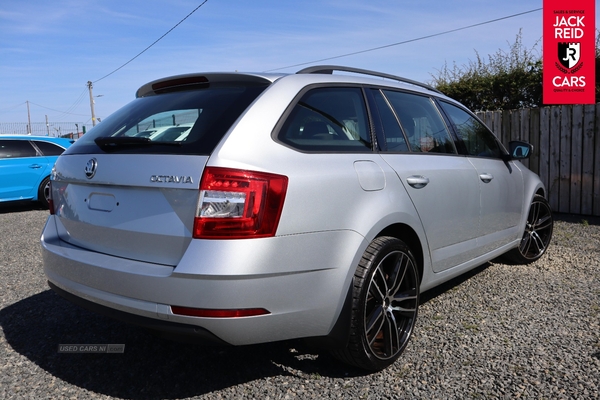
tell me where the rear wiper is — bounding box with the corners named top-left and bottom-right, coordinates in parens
top-left (95, 136), bottom-right (183, 151)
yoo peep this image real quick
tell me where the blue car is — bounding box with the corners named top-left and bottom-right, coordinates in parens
top-left (0, 135), bottom-right (74, 208)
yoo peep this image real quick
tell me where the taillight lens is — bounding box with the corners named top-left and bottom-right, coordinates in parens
top-left (193, 167), bottom-right (288, 239)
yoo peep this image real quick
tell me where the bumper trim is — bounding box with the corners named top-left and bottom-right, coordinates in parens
top-left (48, 281), bottom-right (230, 346)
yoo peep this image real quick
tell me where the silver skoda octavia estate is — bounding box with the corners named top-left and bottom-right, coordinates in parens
top-left (41, 66), bottom-right (553, 371)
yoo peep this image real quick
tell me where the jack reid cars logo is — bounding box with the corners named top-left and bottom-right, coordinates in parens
top-left (84, 158), bottom-right (98, 179)
top-left (150, 175), bottom-right (194, 184)
top-left (558, 42), bottom-right (581, 70)
top-left (552, 15), bottom-right (586, 85)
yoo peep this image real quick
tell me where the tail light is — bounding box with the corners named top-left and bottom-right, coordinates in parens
top-left (193, 167), bottom-right (288, 239)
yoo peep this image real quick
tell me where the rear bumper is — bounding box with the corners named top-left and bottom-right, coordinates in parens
top-left (48, 281), bottom-right (229, 345)
top-left (41, 215), bottom-right (364, 345)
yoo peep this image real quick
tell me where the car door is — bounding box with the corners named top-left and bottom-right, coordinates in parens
top-left (438, 101), bottom-right (524, 255)
top-left (372, 89), bottom-right (482, 272)
top-left (0, 139), bottom-right (47, 201)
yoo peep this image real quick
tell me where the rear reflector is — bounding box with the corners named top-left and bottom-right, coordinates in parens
top-left (194, 167), bottom-right (288, 239)
top-left (171, 306), bottom-right (270, 318)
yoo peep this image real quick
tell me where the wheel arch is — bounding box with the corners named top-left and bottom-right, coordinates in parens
top-left (309, 221), bottom-right (427, 351)
top-left (376, 223), bottom-right (424, 283)
top-left (535, 187), bottom-right (546, 198)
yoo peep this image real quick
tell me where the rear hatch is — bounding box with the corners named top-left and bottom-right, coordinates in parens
top-left (50, 74), bottom-right (271, 266)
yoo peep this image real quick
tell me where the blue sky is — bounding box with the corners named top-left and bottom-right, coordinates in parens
top-left (0, 0), bottom-right (591, 128)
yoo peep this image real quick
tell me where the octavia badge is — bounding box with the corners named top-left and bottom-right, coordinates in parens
top-left (85, 158), bottom-right (98, 179)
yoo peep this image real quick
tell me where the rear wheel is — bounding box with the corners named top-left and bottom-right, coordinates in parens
top-left (332, 236), bottom-right (419, 371)
top-left (504, 195), bottom-right (553, 264)
top-left (38, 176), bottom-right (51, 209)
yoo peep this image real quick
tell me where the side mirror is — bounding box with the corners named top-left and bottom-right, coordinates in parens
top-left (508, 141), bottom-right (533, 160)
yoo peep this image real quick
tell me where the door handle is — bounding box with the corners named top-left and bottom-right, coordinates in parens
top-left (29, 164), bottom-right (43, 169)
top-left (479, 173), bottom-right (493, 183)
top-left (406, 175), bottom-right (429, 189)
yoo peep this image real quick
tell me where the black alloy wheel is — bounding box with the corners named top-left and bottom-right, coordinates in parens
top-left (332, 236), bottom-right (419, 371)
top-left (505, 194), bottom-right (553, 264)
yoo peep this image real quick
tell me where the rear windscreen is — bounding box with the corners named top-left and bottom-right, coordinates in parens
top-left (65, 84), bottom-right (268, 155)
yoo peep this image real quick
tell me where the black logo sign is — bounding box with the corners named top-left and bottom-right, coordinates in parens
top-left (558, 42), bottom-right (581, 69)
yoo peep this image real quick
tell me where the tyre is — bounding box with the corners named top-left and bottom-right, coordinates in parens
top-left (332, 236), bottom-right (419, 371)
top-left (504, 194), bottom-right (553, 264)
top-left (38, 176), bottom-right (51, 209)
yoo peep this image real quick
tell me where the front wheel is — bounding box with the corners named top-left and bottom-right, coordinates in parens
top-left (504, 194), bottom-right (553, 264)
top-left (332, 236), bottom-right (420, 371)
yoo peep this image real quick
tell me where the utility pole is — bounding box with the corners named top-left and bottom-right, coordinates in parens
top-left (45, 115), bottom-right (50, 136)
top-left (87, 81), bottom-right (97, 127)
top-left (26, 100), bottom-right (32, 135)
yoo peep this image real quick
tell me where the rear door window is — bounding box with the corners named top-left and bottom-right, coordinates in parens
top-left (0, 140), bottom-right (37, 158)
top-left (381, 90), bottom-right (456, 154)
top-left (278, 87), bottom-right (372, 152)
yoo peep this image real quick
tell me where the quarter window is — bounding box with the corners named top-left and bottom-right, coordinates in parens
top-left (33, 141), bottom-right (68, 156)
top-left (278, 87), bottom-right (371, 152)
top-left (439, 101), bottom-right (503, 158)
top-left (382, 90), bottom-right (456, 154)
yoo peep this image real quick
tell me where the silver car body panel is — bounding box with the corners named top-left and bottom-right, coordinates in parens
top-left (43, 217), bottom-right (365, 344)
top-left (380, 153), bottom-right (481, 272)
top-left (51, 154), bottom-right (206, 265)
top-left (468, 157), bottom-right (525, 254)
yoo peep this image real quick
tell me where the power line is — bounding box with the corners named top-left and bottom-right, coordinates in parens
top-left (266, 8), bottom-right (542, 72)
top-left (49, 87), bottom-right (89, 121)
top-left (94, 0), bottom-right (209, 83)
top-left (0, 102), bottom-right (27, 113)
top-left (28, 101), bottom-right (89, 117)
top-left (61, 87), bottom-right (89, 115)
top-left (28, 2), bottom-right (210, 124)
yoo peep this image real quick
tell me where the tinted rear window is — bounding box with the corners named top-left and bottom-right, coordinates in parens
top-left (65, 84), bottom-right (268, 155)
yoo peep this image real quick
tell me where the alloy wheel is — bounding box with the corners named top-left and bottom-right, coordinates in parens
top-left (364, 249), bottom-right (418, 360)
top-left (518, 197), bottom-right (553, 260)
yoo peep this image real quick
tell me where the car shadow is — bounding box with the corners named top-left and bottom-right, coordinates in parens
top-left (0, 201), bottom-right (47, 214)
top-left (0, 264), bottom-right (493, 398)
top-left (0, 289), bottom-right (368, 399)
top-left (419, 262), bottom-right (491, 304)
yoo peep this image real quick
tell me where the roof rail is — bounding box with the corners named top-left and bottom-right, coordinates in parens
top-left (296, 65), bottom-right (442, 94)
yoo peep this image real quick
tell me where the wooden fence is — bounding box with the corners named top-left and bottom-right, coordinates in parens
top-left (477, 104), bottom-right (600, 217)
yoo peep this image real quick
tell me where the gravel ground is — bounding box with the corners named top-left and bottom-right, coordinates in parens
top-left (0, 203), bottom-right (599, 399)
